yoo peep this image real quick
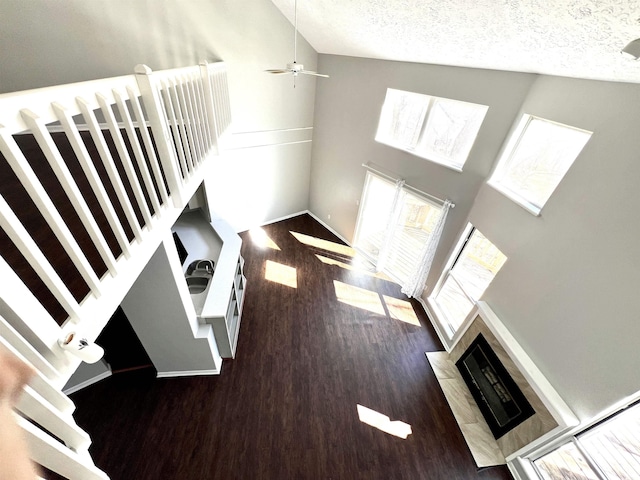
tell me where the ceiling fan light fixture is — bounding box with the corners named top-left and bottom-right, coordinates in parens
top-left (264, 0), bottom-right (329, 84)
top-left (621, 38), bottom-right (640, 60)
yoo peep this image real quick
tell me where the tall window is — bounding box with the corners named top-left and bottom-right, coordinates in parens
top-left (430, 226), bottom-right (506, 336)
top-left (375, 88), bottom-right (488, 171)
top-left (488, 115), bottom-right (592, 215)
top-left (354, 171), bottom-right (451, 297)
top-left (533, 401), bottom-right (640, 479)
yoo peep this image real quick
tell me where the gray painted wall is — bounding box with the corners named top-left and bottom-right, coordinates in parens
top-left (0, 0), bottom-right (317, 227)
top-left (5, 0), bottom-right (640, 427)
top-left (309, 55), bottom-right (536, 292)
top-left (311, 54), bottom-right (640, 422)
top-left (121, 234), bottom-right (221, 374)
top-left (473, 75), bottom-right (640, 420)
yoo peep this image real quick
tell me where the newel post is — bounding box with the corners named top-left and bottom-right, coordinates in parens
top-left (134, 64), bottom-right (185, 207)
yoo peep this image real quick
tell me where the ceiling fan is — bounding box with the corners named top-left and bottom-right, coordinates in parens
top-left (265, 0), bottom-right (329, 86)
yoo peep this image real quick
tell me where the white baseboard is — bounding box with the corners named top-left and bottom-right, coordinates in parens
top-left (416, 297), bottom-right (453, 352)
top-left (258, 210), bottom-right (309, 228)
top-left (305, 211), bottom-right (352, 246)
top-left (156, 368), bottom-right (221, 378)
top-left (255, 209), bottom-right (353, 247)
top-left (63, 370), bottom-right (112, 395)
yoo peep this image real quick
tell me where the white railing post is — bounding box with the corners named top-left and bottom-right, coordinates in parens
top-left (134, 65), bottom-right (185, 207)
top-left (199, 61), bottom-right (233, 153)
top-left (199, 61), bottom-right (220, 154)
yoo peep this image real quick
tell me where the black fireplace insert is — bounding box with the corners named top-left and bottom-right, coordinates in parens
top-left (456, 333), bottom-right (535, 439)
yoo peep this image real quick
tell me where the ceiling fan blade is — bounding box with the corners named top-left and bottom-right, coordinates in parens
top-left (265, 69), bottom-right (291, 75)
top-left (299, 70), bottom-right (330, 78)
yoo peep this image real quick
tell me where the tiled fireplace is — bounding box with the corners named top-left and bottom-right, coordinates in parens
top-left (426, 302), bottom-right (577, 467)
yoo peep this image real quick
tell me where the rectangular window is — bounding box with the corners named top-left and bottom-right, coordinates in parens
top-left (488, 115), bottom-right (592, 215)
top-left (375, 89), bottom-right (488, 171)
top-left (533, 401), bottom-right (640, 479)
top-left (430, 226), bottom-right (507, 336)
top-left (354, 171), bottom-right (444, 288)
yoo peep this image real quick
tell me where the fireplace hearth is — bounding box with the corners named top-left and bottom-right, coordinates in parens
top-left (456, 333), bottom-right (535, 439)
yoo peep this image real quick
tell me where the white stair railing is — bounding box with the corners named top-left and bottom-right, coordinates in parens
top-left (0, 61), bottom-right (232, 479)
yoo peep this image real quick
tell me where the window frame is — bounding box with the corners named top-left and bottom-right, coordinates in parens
top-left (488, 114), bottom-right (592, 216)
top-left (428, 224), bottom-right (506, 338)
top-left (353, 170), bottom-right (445, 286)
top-left (529, 399), bottom-right (640, 480)
top-left (375, 88), bottom-right (489, 172)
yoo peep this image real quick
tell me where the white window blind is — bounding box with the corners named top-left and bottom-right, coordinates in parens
top-left (534, 401), bottom-right (640, 480)
top-left (375, 88), bottom-right (488, 170)
top-left (354, 170), bottom-right (452, 297)
top-left (489, 115), bottom-right (592, 215)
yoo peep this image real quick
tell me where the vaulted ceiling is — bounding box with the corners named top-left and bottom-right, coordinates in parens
top-left (271, 0), bottom-right (640, 83)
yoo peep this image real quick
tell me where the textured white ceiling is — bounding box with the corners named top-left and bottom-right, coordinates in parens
top-left (271, 0), bottom-right (640, 83)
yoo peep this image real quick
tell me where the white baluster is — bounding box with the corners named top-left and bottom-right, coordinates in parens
top-left (52, 101), bottom-right (132, 260)
top-left (96, 93), bottom-right (153, 228)
top-left (112, 89), bottom-right (162, 217)
top-left (126, 87), bottom-right (170, 206)
top-left (76, 97), bottom-right (144, 241)
top-left (18, 416), bottom-right (110, 480)
top-left (159, 79), bottom-right (191, 175)
top-left (0, 128), bottom-right (102, 296)
top-left (0, 194), bottom-right (82, 321)
top-left (20, 109), bottom-right (118, 276)
top-left (134, 65), bottom-right (185, 207)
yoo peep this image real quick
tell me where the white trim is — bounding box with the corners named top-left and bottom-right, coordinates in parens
top-left (375, 139), bottom-right (465, 172)
top-left (508, 457), bottom-right (537, 480)
top-left (18, 414), bottom-right (109, 480)
top-left (523, 388), bottom-right (640, 463)
top-left (227, 127), bottom-right (313, 151)
top-left (239, 210), bottom-right (352, 246)
top-left (305, 210), bottom-right (352, 246)
top-left (16, 120), bottom-right (151, 134)
top-left (428, 222), bottom-right (474, 297)
top-left (446, 304), bottom-right (480, 348)
top-left (417, 297), bottom-right (453, 352)
top-left (361, 163), bottom-right (454, 208)
top-left (156, 368), bottom-right (221, 378)
top-left (487, 181), bottom-right (542, 216)
top-left (258, 210), bottom-right (309, 229)
top-left (460, 302), bottom-right (579, 464)
top-left (375, 88), bottom-right (487, 173)
top-left (486, 114), bottom-right (592, 218)
top-left (63, 370), bottom-right (112, 395)
top-left (227, 139), bottom-right (312, 150)
top-left (473, 302), bottom-right (578, 431)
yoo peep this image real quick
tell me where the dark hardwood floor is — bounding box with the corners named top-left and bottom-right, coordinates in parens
top-left (71, 214), bottom-right (513, 480)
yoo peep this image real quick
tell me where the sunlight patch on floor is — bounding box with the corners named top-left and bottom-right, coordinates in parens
top-left (315, 254), bottom-right (392, 281)
top-left (249, 227), bottom-right (280, 250)
top-left (265, 260), bottom-right (297, 288)
top-left (383, 296), bottom-right (421, 326)
top-left (333, 281), bottom-right (421, 326)
top-left (357, 404), bottom-right (413, 439)
top-left (333, 281), bottom-right (385, 316)
top-left (290, 231), bottom-right (355, 257)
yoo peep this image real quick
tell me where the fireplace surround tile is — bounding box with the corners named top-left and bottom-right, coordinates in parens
top-left (425, 302), bottom-right (577, 467)
top-left (427, 351), bottom-right (506, 466)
